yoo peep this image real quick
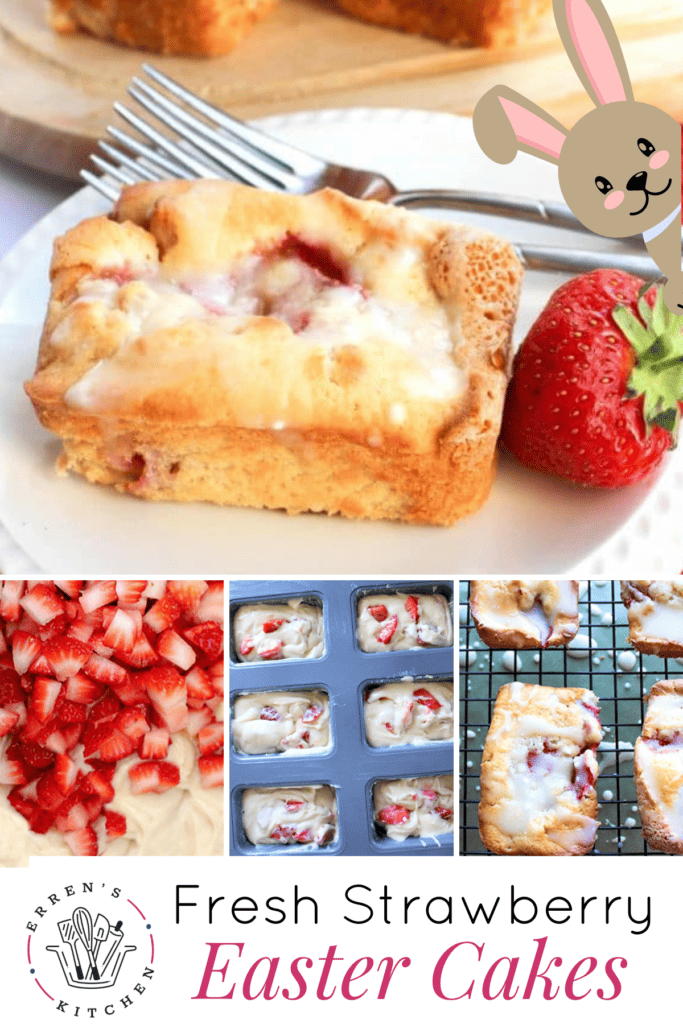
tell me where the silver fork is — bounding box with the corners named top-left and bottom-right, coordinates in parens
top-left (81, 64), bottom-right (660, 279)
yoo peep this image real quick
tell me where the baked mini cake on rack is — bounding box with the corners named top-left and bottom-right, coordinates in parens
top-left (373, 775), bottom-right (453, 840)
top-left (232, 690), bottom-right (330, 754)
top-left (621, 580), bottom-right (683, 657)
top-left (364, 678), bottom-right (453, 746)
top-left (241, 785), bottom-right (337, 846)
top-left (25, 180), bottom-right (523, 527)
top-left (0, 579), bottom-right (224, 865)
top-left (356, 592), bottom-right (453, 651)
top-left (48, 0), bottom-right (276, 55)
top-left (478, 682), bottom-right (602, 856)
top-left (470, 579), bottom-right (579, 649)
top-left (635, 679), bottom-right (683, 854)
top-left (232, 601), bottom-right (324, 662)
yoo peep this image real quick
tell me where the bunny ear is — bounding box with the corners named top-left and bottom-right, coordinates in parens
top-left (554, 0), bottom-right (633, 106)
top-left (474, 87), bottom-right (568, 166)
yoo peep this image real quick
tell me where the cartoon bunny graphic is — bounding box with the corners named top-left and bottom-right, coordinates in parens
top-left (474, 0), bottom-right (683, 314)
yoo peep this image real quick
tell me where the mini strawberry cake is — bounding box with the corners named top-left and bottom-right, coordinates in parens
top-left (233, 601), bottom-right (324, 662)
top-left (241, 785), bottom-right (336, 847)
top-left (232, 690), bottom-right (330, 754)
top-left (635, 679), bottom-right (683, 854)
top-left (621, 580), bottom-right (683, 657)
top-left (0, 579), bottom-right (224, 865)
top-left (364, 678), bottom-right (453, 746)
top-left (373, 775), bottom-right (453, 840)
top-left (470, 579), bottom-right (579, 649)
top-left (479, 682), bottom-right (602, 856)
top-left (356, 593), bottom-right (452, 652)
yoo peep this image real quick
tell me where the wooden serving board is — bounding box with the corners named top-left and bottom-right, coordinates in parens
top-left (1, 0), bottom-right (683, 180)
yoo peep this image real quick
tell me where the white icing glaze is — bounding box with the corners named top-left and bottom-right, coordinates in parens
top-left (356, 593), bottom-right (452, 653)
top-left (472, 580), bottom-right (578, 646)
top-left (233, 601), bottom-right (324, 661)
top-left (637, 742), bottom-right (683, 839)
top-left (624, 581), bottom-right (683, 646)
top-left (364, 678), bottom-right (453, 747)
top-left (232, 690), bottom-right (330, 754)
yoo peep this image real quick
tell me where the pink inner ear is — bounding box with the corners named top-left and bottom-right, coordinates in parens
top-left (565, 0), bottom-right (627, 105)
top-left (499, 97), bottom-right (566, 160)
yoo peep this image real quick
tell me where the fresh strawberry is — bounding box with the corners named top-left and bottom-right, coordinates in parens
top-left (421, 787), bottom-right (437, 802)
top-left (501, 272), bottom-right (683, 487)
top-left (405, 595), bottom-right (419, 622)
top-left (54, 694), bottom-right (88, 723)
top-left (115, 633), bottom-right (159, 669)
top-left (79, 581), bottom-right (117, 615)
top-left (65, 673), bottom-right (105, 705)
top-left (0, 668), bottom-right (23, 705)
top-left (115, 706), bottom-right (150, 744)
top-left (103, 609), bottom-right (138, 653)
top-left (143, 592), bottom-right (181, 633)
top-left (105, 809), bottom-right (127, 839)
top-left (262, 618), bottom-right (286, 633)
top-left (53, 753), bottom-right (79, 796)
top-left (270, 825), bottom-right (297, 842)
top-left (0, 707), bottom-right (19, 737)
top-left (53, 581), bottom-right (84, 599)
top-left (98, 728), bottom-right (137, 763)
top-left (377, 804), bottom-right (410, 825)
top-left (367, 605), bottom-right (388, 622)
top-left (192, 582), bottom-right (224, 624)
top-left (129, 760), bottom-right (180, 794)
top-left (239, 637), bottom-right (254, 657)
top-left (31, 677), bottom-right (63, 724)
top-left (197, 753), bottom-right (223, 788)
top-left (0, 753), bottom-right (27, 785)
top-left (297, 829), bottom-right (313, 843)
top-left (166, 580), bottom-right (209, 614)
top-left (197, 722), bottom-right (223, 756)
top-left (140, 727), bottom-right (170, 760)
top-left (186, 707), bottom-right (213, 736)
top-left (301, 703), bottom-right (323, 724)
top-left (258, 639), bottom-right (283, 660)
top-left (434, 805), bottom-right (453, 820)
top-left (376, 615), bottom-right (398, 645)
top-left (11, 631), bottom-right (42, 675)
top-left (183, 622), bottom-right (223, 659)
top-left (413, 688), bottom-right (442, 712)
top-left (157, 629), bottom-right (196, 670)
top-left (43, 636), bottom-right (91, 681)
top-left (15, 741), bottom-right (55, 771)
top-left (83, 653), bottom-right (129, 688)
top-left (1, 580), bottom-right (25, 621)
top-left (81, 769), bottom-right (115, 803)
top-left (142, 665), bottom-right (187, 733)
top-left (260, 706), bottom-right (282, 722)
top-left (19, 584), bottom-right (65, 625)
top-left (115, 581), bottom-right (147, 605)
top-left (185, 666), bottom-right (213, 702)
top-left (285, 799), bottom-right (304, 812)
top-left (63, 825), bottom-right (98, 856)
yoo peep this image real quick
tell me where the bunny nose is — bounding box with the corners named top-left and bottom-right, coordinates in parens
top-left (627, 171), bottom-right (648, 191)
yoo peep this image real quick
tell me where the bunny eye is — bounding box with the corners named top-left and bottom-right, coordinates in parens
top-left (638, 138), bottom-right (656, 157)
top-left (595, 176), bottom-right (613, 195)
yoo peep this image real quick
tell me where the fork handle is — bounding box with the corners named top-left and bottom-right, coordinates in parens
top-left (390, 189), bottom-right (649, 249)
top-left (516, 244), bottom-right (658, 278)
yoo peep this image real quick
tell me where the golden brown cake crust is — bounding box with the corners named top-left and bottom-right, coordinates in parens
top-left (635, 679), bottom-right (683, 855)
top-left (479, 682), bottom-right (601, 856)
top-left (335, 0), bottom-right (553, 49)
top-left (25, 180), bottom-right (522, 526)
top-left (470, 580), bottom-right (579, 649)
top-left (621, 580), bottom-right (683, 657)
top-left (48, 0), bottom-right (276, 56)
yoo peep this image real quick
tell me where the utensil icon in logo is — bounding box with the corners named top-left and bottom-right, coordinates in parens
top-left (47, 910), bottom-right (135, 990)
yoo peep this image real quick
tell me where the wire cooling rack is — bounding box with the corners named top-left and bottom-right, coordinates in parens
top-left (459, 579), bottom-right (683, 855)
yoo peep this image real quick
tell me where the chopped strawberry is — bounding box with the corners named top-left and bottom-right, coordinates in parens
top-left (166, 580), bottom-right (209, 615)
top-left (81, 770), bottom-right (115, 803)
top-left (20, 584), bottom-right (65, 625)
top-left (88, 691), bottom-right (123, 724)
top-left (54, 694), bottom-right (88, 723)
top-left (270, 825), bottom-right (297, 842)
top-left (11, 631), bottom-right (42, 675)
top-left (197, 722), bottom-right (223, 756)
top-left (142, 665), bottom-right (187, 733)
top-left (157, 629), bottom-right (196, 671)
top-left (43, 636), bottom-right (91, 681)
top-left (413, 688), bottom-right (442, 713)
top-left (297, 829), bottom-right (313, 843)
top-left (53, 753), bottom-right (79, 796)
top-left (105, 809), bottom-right (127, 839)
top-left (31, 677), bottom-right (63, 724)
top-left (185, 666), bottom-right (213, 701)
top-left (143, 592), bottom-right (182, 633)
top-left (108, 673), bottom-right (148, 707)
top-left (115, 706), bottom-right (150, 743)
top-left (0, 668), bottom-right (23, 706)
top-left (103, 609), bottom-right (138, 654)
top-left (186, 707), bottom-right (213, 736)
top-left (38, 613), bottom-right (69, 643)
top-left (65, 673), bottom-right (105, 705)
top-left (4, 701), bottom-right (26, 731)
top-left (1, 580), bottom-right (25, 621)
top-left (67, 618), bottom-right (95, 644)
top-left (263, 618), bottom-right (286, 633)
top-left (405, 595), bottom-right (419, 622)
top-left (367, 604), bottom-right (388, 622)
top-left (285, 799), bottom-right (304, 812)
top-left (142, 580), bottom-right (167, 600)
top-left (0, 752), bottom-right (27, 784)
top-left (53, 581), bottom-right (84, 599)
top-left (98, 727), bottom-right (137, 763)
top-left (260, 706), bottom-right (282, 722)
top-left (192, 582), bottom-right (224, 624)
top-left (258, 639), bottom-right (283, 660)
top-left (239, 636), bottom-right (254, 657)
top-left (140, 727), bottom-right (170, 760)
top-left (115, 633), bottom-right (159, 669)
top-left (421, 787), bottom-right (437, 802)
top-left (197, 753), bottom-right (223, 788)
top-left (63, 825), bottom-right (98, 856)
top-left (115, 581), bottom-right (147, 604)
top-left (183, 621), bottom-right (223, 659)
top-left (376, 615), bottom-right (398, 645)
top-left (36, 772), bottom-right (65, 811)
top-left (79, 581), bottom-right (117, 615)
top-left (0, 707), bottom-right (19, 737)
top-left (129, 760), bottom-right (180, 794)
top-left (83, 653), bottom-right (129, 688)
top-left (15, 741), bottom-right (55, 771)
top-left (435, 806), bottom-right (452, 820)
top-left (301, 703), bottom-right (323, 724)
top-left (377, 804), bottom-right (410, 825)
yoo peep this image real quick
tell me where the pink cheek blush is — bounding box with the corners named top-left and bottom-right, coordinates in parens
top-left (649, 150), bottom-right (669, 170)
top-left (604, 190), bottom-right (624, 210)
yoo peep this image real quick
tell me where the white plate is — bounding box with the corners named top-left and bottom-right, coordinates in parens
top-left (0, 108), bottom-right (681, 575)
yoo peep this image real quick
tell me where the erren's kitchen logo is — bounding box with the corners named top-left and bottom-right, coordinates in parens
top-left (26, 882), bottom-right (155, 1015)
